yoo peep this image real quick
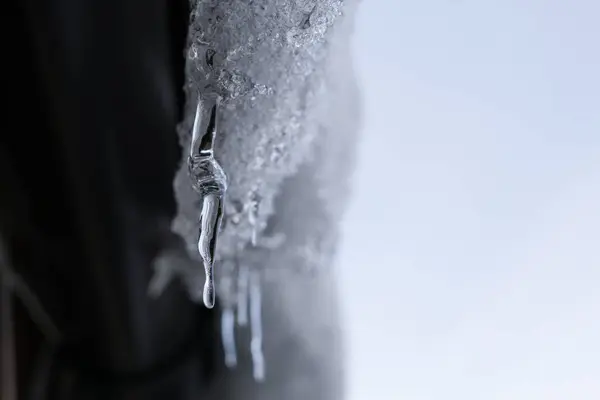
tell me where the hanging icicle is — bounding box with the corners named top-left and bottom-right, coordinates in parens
top-left (236, 264), bottom-right (250, 326)
top-left (247, 191), bottom-right (260, 247)
top-left (188, 92), bottom-right (228, 309)
top-left (249, 271), bottom-right (265, 382)
top-left (217, 264), bottom-right (238, 369)
top-left (221, 305), bottom-right (238, 368)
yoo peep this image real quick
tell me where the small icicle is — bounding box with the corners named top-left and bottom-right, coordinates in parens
top-left (249, 271), bottom-right (265, 382)
top-left (217, 268), bottom-right (238, 368)
top-left (247, 192), bottom-right (260, 246)
top-left (236, 264), bottom-right (249, 326)
top-left (220, 306), bottom-right (238, 368)
top-left (188, 92), bottom-right (227, 309)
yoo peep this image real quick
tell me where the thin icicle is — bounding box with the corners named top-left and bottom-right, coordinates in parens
top-left (188, 93), bottom-right (228, 309)
top-left (249, 271), bottom-right (265, 382)
top-left (220, 306), bottom-right (238, 368)
top-left (218, 272), bottom-right (238, 368)
top-left (236, 264), bottom-right (249, 326)
top-left (247, 192), bottom-right (260, 246)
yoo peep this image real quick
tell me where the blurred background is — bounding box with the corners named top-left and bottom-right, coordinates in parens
top-left (340, 1), bottom-right (600, 399)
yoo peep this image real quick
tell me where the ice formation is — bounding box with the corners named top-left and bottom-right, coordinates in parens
top-left (188, 93), bottom-right (227, 309)
top-left (155, 0), bottom-right (361, 391)
top-left (172, 0), bottom-right (349, 271)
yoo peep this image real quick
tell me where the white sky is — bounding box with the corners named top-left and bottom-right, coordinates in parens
top-left (338, 1), bottom-right (600, 399)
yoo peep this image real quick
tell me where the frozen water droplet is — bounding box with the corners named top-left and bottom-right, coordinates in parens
top-left (236, 265), bottom-right (249, 326)
top-left (249, 272), bottom-right (265, 382)
top-left (221, 306), bottom-right (238, 368)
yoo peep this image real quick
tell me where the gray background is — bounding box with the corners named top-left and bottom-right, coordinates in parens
top-left (339, 1), bottom-right (600, 399)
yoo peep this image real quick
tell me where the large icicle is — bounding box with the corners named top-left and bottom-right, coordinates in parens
top-left (188, 93), bottom-right (228, 309)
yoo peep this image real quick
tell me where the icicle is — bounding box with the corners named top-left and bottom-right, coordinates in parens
top-left (197, 193), bottom-right (224, 308)
top-left (249, 271), bottom-right (265, 382)
top-left (236, 264), bottom-right (249, 326)
top-left (247, 192), bottom-right (260, 246)
top-left (220, 306), bottom-right (238, 368)
top-left (188, 92), bottom-right (228, 309)
top-left (217, 267), bottom-right (239, 368)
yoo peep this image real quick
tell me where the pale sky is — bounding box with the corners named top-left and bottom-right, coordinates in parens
top-left (338, 1), bottom-right (600, 399)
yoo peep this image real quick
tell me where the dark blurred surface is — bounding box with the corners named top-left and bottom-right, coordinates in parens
top-left (2, 0), bottom-right (221, 398)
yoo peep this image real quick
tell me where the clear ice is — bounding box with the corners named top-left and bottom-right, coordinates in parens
top-left (189, 93), bottom-right (228, 309)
